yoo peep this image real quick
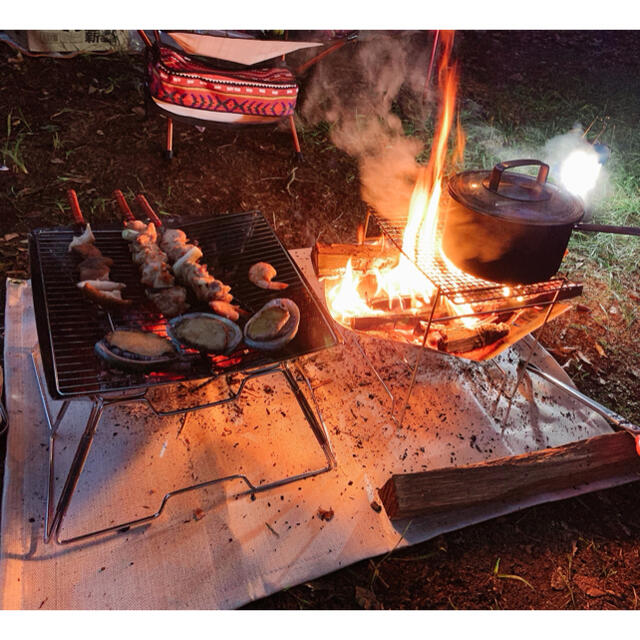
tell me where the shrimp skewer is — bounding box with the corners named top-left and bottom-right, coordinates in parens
top-left (113, 190), bottom-right (189, 318)
top-left (135, 195), bottom-right (239, 321)
top-left (67, 189), bottom-right (131, 308)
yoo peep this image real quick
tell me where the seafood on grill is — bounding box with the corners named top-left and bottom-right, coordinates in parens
top-left (121, 219), bottom-right (189, 317)
top-left (167, 312), bottom-right (242, 354)
top-left (125, 193), bottom-right (239, 320)
top-left (77, 280), bottom-right (126, 292)
top-left (68, 223), bottom-right (131, 308)
top-left (244, 298), bottom-right (300, 351)
top-left (145, 286), bottom-right (189, 319)
top-left (77, 255), bottom-right (114, 281)
top-left (156, 225), bottom-right (240, 319)
top-left (248, 262), bottom-right (289, 290)
top-left (77, 281), bottom-right (132, 309)
top-left (68, 223), bottom-right (95, 252)
top-left (95, 328), bottom-right (178, 371)
top-left (123, 221), bottom-right (174, 287)
top-left (68, 223), bottom-right (102, 259)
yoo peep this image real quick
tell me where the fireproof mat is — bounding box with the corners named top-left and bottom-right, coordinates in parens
top-left (0, 250), bottom-right (634, 609)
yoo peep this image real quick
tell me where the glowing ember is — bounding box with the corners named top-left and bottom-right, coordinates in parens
top-left (559, 147), bottom-right (601, 200)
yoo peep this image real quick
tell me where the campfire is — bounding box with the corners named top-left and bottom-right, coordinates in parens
top-left (315, 33), bottom-right (582, 360)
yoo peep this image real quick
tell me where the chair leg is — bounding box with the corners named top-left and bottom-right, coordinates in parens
top-left (288, 115), bottom-right (303, 162)
top-left (164, 117), bottom-right (174, 160)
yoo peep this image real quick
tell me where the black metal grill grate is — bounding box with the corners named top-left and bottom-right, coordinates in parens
top-left (372, 210), bottom-right (581, 307)
top-left (30, 211), bottom-right (339, 399)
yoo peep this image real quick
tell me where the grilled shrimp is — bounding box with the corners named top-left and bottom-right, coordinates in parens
top-left (248, 262), bottom-right (288, 290)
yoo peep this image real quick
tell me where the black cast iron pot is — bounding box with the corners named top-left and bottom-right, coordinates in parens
top-left (441, 158), bottom-right (640, 285)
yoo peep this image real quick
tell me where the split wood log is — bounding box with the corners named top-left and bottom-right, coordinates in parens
top-left (369, 294), bottom-right (432, 312)
top-left (483, 284), bottom-right (584, 314)
top-left (312, 242), bottom-right (399, 277)
top-left (351, 317), bottom-right (510, 354)
top-left (378, 431), bottom-right (640, 520)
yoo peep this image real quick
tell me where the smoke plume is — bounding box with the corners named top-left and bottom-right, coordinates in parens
top-left (300, 31), bottom-right (435, 220)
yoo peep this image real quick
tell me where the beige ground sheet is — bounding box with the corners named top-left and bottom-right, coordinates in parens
top-left (1, 250), bottom-right (634, 609)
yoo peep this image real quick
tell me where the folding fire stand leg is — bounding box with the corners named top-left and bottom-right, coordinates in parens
top-left (31, 347), bottom-right (336, 546)
top-left (393, 286), bottom-right (442, 427)
top-left (493, 279), bottom-right (566, 423)
top-left (289, 115), bottom-right (303, 162)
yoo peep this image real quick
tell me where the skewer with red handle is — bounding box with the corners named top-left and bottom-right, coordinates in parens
top-left (135, 194), bottom-right (164, 228)
top-left (67, 189), bottom-right (85, 226)
top-left (113, 190), bottom-right (136, 223)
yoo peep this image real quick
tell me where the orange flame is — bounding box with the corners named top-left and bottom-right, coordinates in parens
top-left (326, 31), bottom-right (481, 329)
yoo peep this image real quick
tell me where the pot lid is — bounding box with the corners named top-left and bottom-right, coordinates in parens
top-left (448, 159), bottom-right (584, 226)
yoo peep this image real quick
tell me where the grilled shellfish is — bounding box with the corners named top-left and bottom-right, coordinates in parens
top-left (167, 312), bottom-right (242, 355)
top-left (95, 329), bottom-right (178, 371)
top-left (244, 298), bottom-right (300, 351)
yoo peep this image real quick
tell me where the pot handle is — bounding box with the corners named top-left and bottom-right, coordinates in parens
top-left (488, 159), bottom-right (550, 193)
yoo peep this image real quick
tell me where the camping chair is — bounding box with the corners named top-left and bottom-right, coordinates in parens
top-left (138, 30), bottom-right (357, 161)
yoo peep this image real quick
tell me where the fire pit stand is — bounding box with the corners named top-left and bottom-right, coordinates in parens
top-left (356, 207), bottom-right (581, 427)
top-left (29, 210), bottom-right (340, 545)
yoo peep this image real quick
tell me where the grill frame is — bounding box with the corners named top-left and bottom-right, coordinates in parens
top-left (30, 210), bottom-right (339, 400)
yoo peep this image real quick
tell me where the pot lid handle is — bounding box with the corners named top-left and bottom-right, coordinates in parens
top-left (487, 159), bottom-right (550, 195)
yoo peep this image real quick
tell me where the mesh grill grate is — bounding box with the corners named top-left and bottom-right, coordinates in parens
top-left (372, 210), bottom-right (580, 307)
top-left (30, 211), bottom-right (338, 399)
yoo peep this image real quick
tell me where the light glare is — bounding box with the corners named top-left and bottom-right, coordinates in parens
top-left (559, 148), bottom-right (601, 199)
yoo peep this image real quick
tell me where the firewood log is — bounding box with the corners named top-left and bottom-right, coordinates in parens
top-left (379, 431), bottom-right (640, 520)
top-left (434, 322), bottom-right (510, 353)
top-left (312, 242), bottom-right (399, 277)
top-left (351, 317), bottom-right (510, 354)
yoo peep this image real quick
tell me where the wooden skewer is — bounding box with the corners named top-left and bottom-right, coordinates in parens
top-left (113, 190), bottom-right (136, 223)
top-left (135, 194), bottom-right (163, 228)
top-left (67, 189), bottom-right (85, 226)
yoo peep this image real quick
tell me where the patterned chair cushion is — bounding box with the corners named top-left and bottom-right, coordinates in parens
top-left (148, 46), bottom-right (299, 124)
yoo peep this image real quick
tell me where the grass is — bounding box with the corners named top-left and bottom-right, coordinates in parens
top-left (492, 557), bottom-right (535, 590)
top-left (1, 110), bottom-right (29, 174)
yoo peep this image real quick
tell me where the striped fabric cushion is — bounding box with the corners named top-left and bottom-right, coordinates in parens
top-left (149, 46), bottom-right (299, 122)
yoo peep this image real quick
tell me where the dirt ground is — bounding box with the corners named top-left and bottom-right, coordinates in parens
top-left (1, 30), bottom-right (639, 610)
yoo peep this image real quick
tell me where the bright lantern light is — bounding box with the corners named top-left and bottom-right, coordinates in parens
top-left (559, 148), bottom-right (601, 200)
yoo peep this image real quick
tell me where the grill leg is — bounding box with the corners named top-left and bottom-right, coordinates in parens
top-left (32, 361), bottom-right (335, 545)
top-left (48, 399), bottom-right (104, 543)
top-left (496, 281), bottom-right (565, 424)
top-left (394, 288), bottom-right (441, 427)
